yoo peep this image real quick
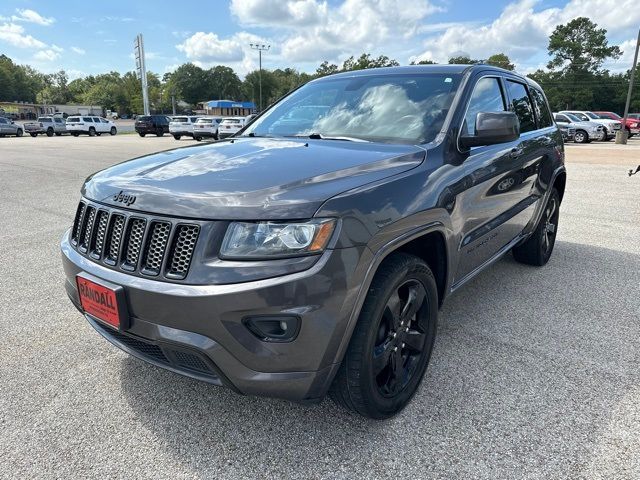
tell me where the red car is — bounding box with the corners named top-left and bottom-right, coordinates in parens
top-left (594, 111), bottom-right (639, 137)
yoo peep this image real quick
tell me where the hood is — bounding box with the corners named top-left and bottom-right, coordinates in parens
top-left (82, 137), bottom-right (425, 220)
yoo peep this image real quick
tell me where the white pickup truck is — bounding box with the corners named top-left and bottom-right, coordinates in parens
top-left (24, 116), bottom-right (67, 137)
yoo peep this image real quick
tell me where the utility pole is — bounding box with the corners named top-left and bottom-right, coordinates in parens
top-left (134, 34), bottom-right (150, 116)
top-left (616, 28), bottom-right (640, 145)
top-left (171, 88), bottom-right (176, 115)
top-left (249, 43), bottom-right (270, 111)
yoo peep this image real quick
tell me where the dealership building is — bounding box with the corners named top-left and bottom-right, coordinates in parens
top-left (197, 100), bottom-right (256, 117)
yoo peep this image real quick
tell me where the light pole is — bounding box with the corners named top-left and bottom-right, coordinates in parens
top-left (616, 28), bottom-right (640, 145)
top-left (249, 43), bottom-right (270, 111)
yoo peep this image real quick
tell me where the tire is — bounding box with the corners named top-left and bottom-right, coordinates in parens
top-left (88, 127), bottom-right (96, 137)
top-left (139, 132), bottom-right (146, 137)
top-left (156, 127), bottom-right (164, 137)
top-left (72, 133), bottom-right (79, 137)
top-left (55, 132), bottom-right (62, 136)
top-left (330, 253), bottom-right (438, 419)
top-left (30, 133), bottom-right (37, 137)
top-left (194, 136), bottom-right (202, 142)
top-left (46, 128), bottom-right (54, 137)
top-left (173, 135), bottom-right (181, 140)
top-left (598, 128), bottom-right (608, 141)
top-left (574, 130), bottom-right (588, 143)
top-left (16, 129), bottom-right (23, 137)
top-left (110, 127), bottom-right (117, 136)
top-left (512, 188), bottom-right (560, 266)
top-left (96, 132), bottom-right (102, 136)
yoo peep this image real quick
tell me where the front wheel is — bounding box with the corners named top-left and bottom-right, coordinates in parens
top-left (30, 133), bottom-right (37, 138)
top-left (138, 132), bottom-right (146, 137)
top-left (88, 127), bottom-right (96, 137)
top-left (16, 129), bottom-right (23, 137)
top-left (72, 133), bottom-right (79, 137)
top-left (173, 135), bottom-right (181, 140)
top-left (156, 127), bottom-right (164, 137)
top-left (330, 253), bottom-right (438, 419)
top-left (46, 128), bottom-right (54, 137)
top-left (194, 136), bottom-right (202, 142)
top-left (512, 188), bottom-right (560, 266)
top-left (110, 127), bottom-right (117, 136)
top-left (55, 132), bottom-right (62, 136)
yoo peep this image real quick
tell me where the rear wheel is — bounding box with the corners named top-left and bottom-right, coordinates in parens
top-left (16, 129), bottom-right (23, 137)
top-left (88, 127), bottom-right (96, 137)
top-left (72, 133), bottom-right (79, 137)
top-left (46, 128), bottom-right (54, 137)
top-left (512, 188), bottom-right (560, 266)
top-left (30, 133), bottom-right (37, 138)
top-left (330, 253), bottom-right (438, 419)
top-left (173, 134), bottom-right (181, 140)
top-left (110, 127), bottom-right (117, 136)
top-left (139, 132), bottom-right (146, 137)
top-left (574, 130), bottom-right (588, 143)
top-left (194, 136), bottom-right (202, 141)
top-left (156, 127), bottom-right (164, 137)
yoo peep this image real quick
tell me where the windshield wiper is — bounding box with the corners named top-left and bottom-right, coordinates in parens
top-left (303, 133), bottom-right (370, 143)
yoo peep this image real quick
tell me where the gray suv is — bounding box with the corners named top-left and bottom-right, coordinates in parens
top-left (61, 65), bottom-right (566, 419)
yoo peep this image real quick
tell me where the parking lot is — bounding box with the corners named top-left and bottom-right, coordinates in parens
top-left (0, 134), bottom-right (639, 479)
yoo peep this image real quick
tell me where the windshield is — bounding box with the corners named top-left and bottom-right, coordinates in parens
top-left (585, 112), bottom-right (600, 120)
top-left (243, 73), bottom-right (462, 144)
top-left (599, 112), bottom-right (620, 119)
top-left (564, 113), bottom-right (582, 122)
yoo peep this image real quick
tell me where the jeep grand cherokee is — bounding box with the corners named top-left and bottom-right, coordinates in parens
top-left (61, 65), bottom-right (566, 419)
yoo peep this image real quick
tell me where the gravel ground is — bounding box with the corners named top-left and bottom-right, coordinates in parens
top-left (0, 135), bottom-right (639, 479)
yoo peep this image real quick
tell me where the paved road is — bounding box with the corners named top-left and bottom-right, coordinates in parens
top-left (0, 135), bottom-right (639, 479)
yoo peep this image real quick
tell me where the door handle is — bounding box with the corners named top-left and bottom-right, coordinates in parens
top-left (509, 147), bottom-right (524, 158)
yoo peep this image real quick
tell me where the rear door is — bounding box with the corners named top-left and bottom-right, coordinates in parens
top-left (0, 117), bottom-right (7, 134)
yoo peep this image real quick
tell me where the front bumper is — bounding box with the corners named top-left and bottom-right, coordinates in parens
top-left (61, 231), bottom-right (367, 402)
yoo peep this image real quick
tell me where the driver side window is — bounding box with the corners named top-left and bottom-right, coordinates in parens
top-left (463, 77), bottom-right (506, 136)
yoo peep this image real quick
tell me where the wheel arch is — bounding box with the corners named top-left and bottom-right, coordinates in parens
top-left (553, 170), bottom-right (567, 204)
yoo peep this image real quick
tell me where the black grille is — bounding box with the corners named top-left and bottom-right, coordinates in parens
top-left (90, 210), bottom-right (109, 258)
top-left (70, 200), bottom-right (201, 281)
top-left (71, 202), bottom-right (86, 244)
top-left (142, 221), bottom-right (171, 275)
top-left (172, 350), bottom-right (211, 373)
top-left (96, 324), bottom-right (168, 363)
top-left (167, 225), bottom-right (200, 279)
top-left (122, 218), bottom-right (146, 269)
top-left (104, 214), bottom-right (125, 264)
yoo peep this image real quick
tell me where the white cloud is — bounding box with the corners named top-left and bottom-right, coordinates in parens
top-left (416, 0), bottom-right (640, 71)
top-left (71, 46), bottom-right (86, 55)
top-left (12, 9), bottom-right (55, 26)
top-left (230, 0), bottom-right (328, 27)
top-left (0, 22), bottom-right (47, 48)
top-left (33, 49), bottom-right (60, 62)
top-left (177, 32), bottom-right (245, 62)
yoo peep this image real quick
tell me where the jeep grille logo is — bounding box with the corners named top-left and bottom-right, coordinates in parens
top-left (113, 190), bottom-right (136, 206)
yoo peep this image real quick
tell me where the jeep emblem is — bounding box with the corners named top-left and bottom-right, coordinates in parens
top-left (113, 190), bottom-right (136, 206)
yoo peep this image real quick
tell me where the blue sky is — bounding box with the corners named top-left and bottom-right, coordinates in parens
top-left (0, 0), bottom-right (637, 79)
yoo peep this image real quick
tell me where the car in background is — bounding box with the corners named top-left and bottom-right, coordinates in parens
top-left (193, 117), bottom-right (223, 141)
top-left (217, 117), bottom-right (247, 139)
top-left (593, 111), bottom-right (639, 138)
top-left (66, 116), bottom-right (117, 136)
top-left (559, 110), bottom-right (620, 141)
top-left (169, 116), bottom-right (200, 140)
top-left (24, 116), bottom-right (67, 137)
top-left (628, 113), bottom-right (640, 120)
top-left (0, 117), bottom-right (24, 137)
top-left (555, 121), bottom-right (575, 142)
top-left (135, 115), bottom-right (171, 137)
top-left (553, 112), bottom-right (605, 143)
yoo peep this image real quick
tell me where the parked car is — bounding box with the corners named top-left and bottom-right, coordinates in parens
top-left (559, 110), bottom-right (620, 141)
top-left (169, 116), bottom-right (200, 140)
top-left (217, 117), bottom-right (247, 139)
top-left (0, 117), bottom-right (24, 137)
top-left (24, 116), bottom-right (67, 137)
top-left (135, 115), bottom-right (171, 137)
top-left (553, 112), bottom-right (604, 143)
top-left (61, 65), bottom-right (566, 419)
top-left (193, 117), bottom-right (223, 141)
top-left (66, 116), bottom-right (117, 136)
top-left (628, 113), bottom-right (640, 120)
top-left (593, 111), bottom-right (639, 138)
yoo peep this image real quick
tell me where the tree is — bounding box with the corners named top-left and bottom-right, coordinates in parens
top-left (316, 61), bottom-right (339, 77)
top-left (448, 55), bottom-right (480, 65)
top-left (410, 59), bottom-right (437, 65)
top-left (207, 65), bottom-right (242, 100)
top-left (486, 53), bottom-right (515, 70)
top-left (341, 53), bottom-right (399, 71)
top-left (170, 63), bottom-right (209, 105)
top-left (547, 17), bottom-right (621, 73)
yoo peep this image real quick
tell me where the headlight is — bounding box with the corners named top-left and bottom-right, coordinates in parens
top-left (220, 219), bottom-right (336, 259)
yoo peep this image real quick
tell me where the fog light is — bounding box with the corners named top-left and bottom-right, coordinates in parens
top-left (244, 316), bottom-right (300, 342)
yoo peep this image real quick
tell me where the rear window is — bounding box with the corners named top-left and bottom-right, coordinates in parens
top-left (173, 117), bottom-right (188, 122)
top-left (83, 117), bottom-right (93, 122)
top-left (67, 117), bottom-right (79, 122)
top-left (505, 80), bottom-right (535, 133)
top-left (222, 119), bottom-right (241, 124)
top-left (138, 116), bottom-right (151, 121)
top-left (529, 87), bottom-right (553, 128)
top-left (39, 118), bottom-right (52, 122)
top-left (196, 119), bottom-right (213, 124)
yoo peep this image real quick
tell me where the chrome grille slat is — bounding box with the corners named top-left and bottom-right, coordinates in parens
top-left (70, 201), bottom-right (200, 281)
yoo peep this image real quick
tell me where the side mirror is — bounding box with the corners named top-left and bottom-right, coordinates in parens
top-left (460, 111), bottom-right (520, 148)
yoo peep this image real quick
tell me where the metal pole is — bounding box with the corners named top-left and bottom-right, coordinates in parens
top-left (171, 89), bottom-right (176, 115)
top-left (616, 28), bottom-right (640, 145)
top-left (250, 44), bottom-right (270, 112)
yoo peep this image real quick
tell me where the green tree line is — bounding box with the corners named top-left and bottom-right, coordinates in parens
top-left (1, 17), bottom-right (637, 114)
